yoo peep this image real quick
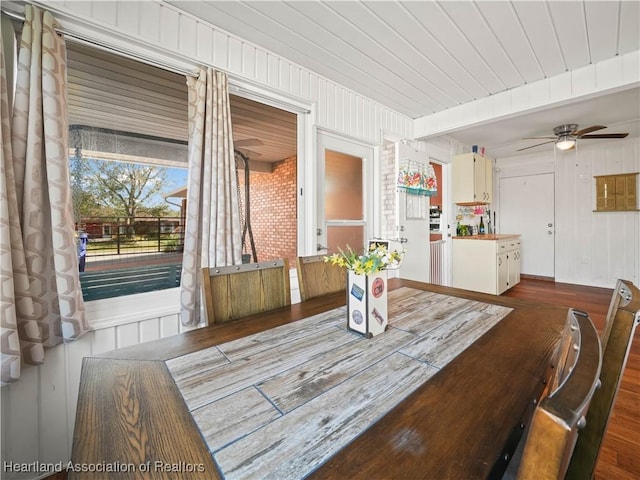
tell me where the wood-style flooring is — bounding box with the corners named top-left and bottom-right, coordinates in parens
top-left (504, 277), bottom-right (640, 480)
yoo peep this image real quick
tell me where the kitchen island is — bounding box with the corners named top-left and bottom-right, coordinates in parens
top-left (453, 234), bottom-right (521, 294)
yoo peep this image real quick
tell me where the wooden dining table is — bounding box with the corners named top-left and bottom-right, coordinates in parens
top-left (70, 278), bottom-right (568, 479)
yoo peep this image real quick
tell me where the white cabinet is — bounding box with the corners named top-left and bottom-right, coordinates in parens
top-left (507, 239), bottom-right (521, 288)
top-left (453, 153), bottom-right (493, 204)
top-left (452, 236), bottom-right (521, 295)
top-left (497, 252), bottom-right (508, 293)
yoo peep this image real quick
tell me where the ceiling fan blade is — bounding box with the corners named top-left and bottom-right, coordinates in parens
top-left (573, 125), bottom-right (606, 136)
top-left (580, 133), bottom-right (629, 139)
top-left (522, 136), bottom-right (556, 140)
top-left (517, 140), bottom-right (555, 151)
top-left (234, 138), bottom-right (264, 148)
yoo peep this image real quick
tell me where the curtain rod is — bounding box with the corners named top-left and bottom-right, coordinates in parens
top-left (1, 7), bottom-right (199, 78)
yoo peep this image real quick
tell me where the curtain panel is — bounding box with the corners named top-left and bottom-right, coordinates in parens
top-left (180, 68), bottom-right (243, 327)
top-left (1, 5), bottom-right (88, 385)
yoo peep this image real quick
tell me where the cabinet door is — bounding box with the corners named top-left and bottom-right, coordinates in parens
top-left (507, 251), bottom-right (518, 289)
top-left (484, 156), bottom-right (493, 203)
top-left (453, 154), bottom-right (476, 203)
top-left (474, 156), bottom-right (485, 202)
top-left (497, 253), bottom-right (508, 294)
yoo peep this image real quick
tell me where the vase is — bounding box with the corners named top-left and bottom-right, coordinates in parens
top-left (346, 269), bottom-right (388, 338)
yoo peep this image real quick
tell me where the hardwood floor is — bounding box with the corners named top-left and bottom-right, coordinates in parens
top-left (504, 278), bottom-right (640, 480)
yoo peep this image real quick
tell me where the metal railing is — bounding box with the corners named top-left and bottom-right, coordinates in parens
top-left (78, 216), bottom-right (185, 265)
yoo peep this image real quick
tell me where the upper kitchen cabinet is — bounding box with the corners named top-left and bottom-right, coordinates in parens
top-left (453, 153), bottom-right (493, 205)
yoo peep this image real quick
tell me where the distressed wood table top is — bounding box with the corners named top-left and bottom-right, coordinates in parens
top-left (70, 279), bottom-right (568, 480)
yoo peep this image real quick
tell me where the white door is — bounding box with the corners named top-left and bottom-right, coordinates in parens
top-left (396, 142), bottom-right (430, 282)
top-left (316, 132), bottom-right (373, 255)
top-left (499, 173), bottom-right (555, 278)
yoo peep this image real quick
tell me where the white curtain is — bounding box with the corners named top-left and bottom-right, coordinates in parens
top-left (180, 68), bottom-right (243, 326)
top-left (1, 6), bottom-right (88, 384)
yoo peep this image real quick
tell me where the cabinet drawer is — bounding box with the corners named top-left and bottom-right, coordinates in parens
top-left (497, 242), bottom-right (508, 253)
top-left (507, 240), bottom-right (519, 251)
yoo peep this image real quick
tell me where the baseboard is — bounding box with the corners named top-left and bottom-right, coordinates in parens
top-left (520, 274), bottom-right (555, 282)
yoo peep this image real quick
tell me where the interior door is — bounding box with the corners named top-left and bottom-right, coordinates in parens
top-left (317, 133), bottom-right (373, 255)
top-left (396, 142), bottom-right (430, 282)
top-left (499, 173), bottom-right (555, 278)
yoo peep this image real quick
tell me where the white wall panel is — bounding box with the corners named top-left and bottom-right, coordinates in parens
top-left (138, 1), bottom-right (161, 44)
top-left (90, 0), bottom-right (116, 27)
top-left (159, 5), bottom-right (179, 51)
top-left (139, 318), bottom-right (161, 343)
top-left (38, 345), bottom-right (69, 465)
top-left (212, 30), bottom-right (229, 69)
top-left (178, 14), bottom-right (197, 58)
top-left (116, 322), bottom-right (141, 349)
top-left (227, 37), bottom-right (243, 76)
top-left (115, 1), bottom-right (139, 36)
top-left (195, 22), bottom-right (213, 63)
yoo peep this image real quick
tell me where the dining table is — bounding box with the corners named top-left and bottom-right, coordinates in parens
top-left (69, 278), bottom-right (568, 479)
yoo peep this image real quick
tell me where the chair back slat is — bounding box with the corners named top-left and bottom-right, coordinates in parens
top-left (202, 259), bottom-right (291, 324)
top-left (296, 255), bottom-right (346, 302)
top-left (516, 309), bottom-right (602, 480)
top-left (565, 279), bottom-right (640, 480)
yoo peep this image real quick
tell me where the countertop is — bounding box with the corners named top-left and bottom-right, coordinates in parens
top-left (453, 234), bottom-right (521, 240)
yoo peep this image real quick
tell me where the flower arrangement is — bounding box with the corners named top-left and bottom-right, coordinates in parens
top-left (324, 243), bottom-right (404, 276)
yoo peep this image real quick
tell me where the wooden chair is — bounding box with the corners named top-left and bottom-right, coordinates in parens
top-left (296, 255), bottom-right (346, 302)
top-left (511, 308), bottom-right (603, 480)
top-left (202, 259), bottom-right (291, 324)
top-left (564, 279), bottom-right (640, 479)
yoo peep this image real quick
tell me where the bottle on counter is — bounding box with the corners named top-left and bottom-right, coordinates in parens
top-left (479, 216), bottom-right (485, 234)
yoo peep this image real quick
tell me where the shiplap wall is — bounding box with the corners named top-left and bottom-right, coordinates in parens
top-left (494, 137), bottom-right (640, 289)
top-left (1, 1), bottom-right (413, 478)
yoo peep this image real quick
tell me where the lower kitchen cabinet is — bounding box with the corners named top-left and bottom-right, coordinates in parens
top-left (452, 235), bottom-right (521, 295)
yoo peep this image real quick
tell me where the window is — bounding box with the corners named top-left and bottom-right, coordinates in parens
top-left (594, 173), bottom-right (639, 212)
top-left (66, 42), bottom-right (190, 301)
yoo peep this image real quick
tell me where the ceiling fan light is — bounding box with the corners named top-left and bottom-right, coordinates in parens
top-left (556, 135), bottom-right (576, 151)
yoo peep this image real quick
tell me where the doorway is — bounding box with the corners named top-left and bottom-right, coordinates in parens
top-left (316, 132), bottom-right (374, 255)
top-left (395, 141), bottom-right (431, 283)
top-left (499, 173), bottom-right (555, 278)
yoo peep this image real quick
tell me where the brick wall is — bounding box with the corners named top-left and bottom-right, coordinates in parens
top-left (381, 141), bottom-right (398, 240)
top-left (239, 156), bottom-right (297, 267)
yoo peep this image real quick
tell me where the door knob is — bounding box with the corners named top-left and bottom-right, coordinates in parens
top-left (547, 223), bottom-right (553, 227)
top-left (400, 238), bottom-right (408, 244)
top-left (317, 243), bottom-right (328, 251)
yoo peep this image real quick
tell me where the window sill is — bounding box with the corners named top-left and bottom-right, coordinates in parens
top-left (85, 287), bottom-right (181, 331)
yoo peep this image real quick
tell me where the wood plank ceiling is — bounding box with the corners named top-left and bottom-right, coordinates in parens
top-left (168, 0), bottom-right (639, 119)
top-left (66, 42), bottom-right (297, 165)
top-left (167, 0), bottom-right (639, 157)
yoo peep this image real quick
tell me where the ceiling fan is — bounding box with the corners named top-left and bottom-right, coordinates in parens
top-left (518, 124), bottom-right (629, 152)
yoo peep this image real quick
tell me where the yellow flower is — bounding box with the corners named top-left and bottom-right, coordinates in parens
top-left (324, 244), bottom-right (404, 275)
